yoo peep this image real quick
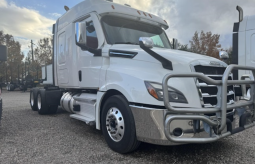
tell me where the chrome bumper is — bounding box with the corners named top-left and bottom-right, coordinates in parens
top-left (130, 105), bottom-right (240, 145)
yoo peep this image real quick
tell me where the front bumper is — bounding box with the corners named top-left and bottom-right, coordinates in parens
top-left (130, 105), bottom-right (253, 145)
top-left (130, 65), bottom-right (255, 145)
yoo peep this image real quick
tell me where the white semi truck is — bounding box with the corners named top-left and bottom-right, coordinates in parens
top-left (30, 0), bottom-right (255, 153)
top-left (232, 6), bottom-right (255, 80)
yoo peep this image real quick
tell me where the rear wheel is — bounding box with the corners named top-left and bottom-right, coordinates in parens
top-left (9, 84), bottom-right (15, 91)
top-left (101, 95), bottom-right (140, 154)
top-left (30, 88), bottom-right (39, 111)
top-left (19, 85), bottom-right (24, 91)
top-left (37, 89), bottom-right (58, 115)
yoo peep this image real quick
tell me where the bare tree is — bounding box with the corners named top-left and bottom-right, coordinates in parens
top-left (34, 37), bottom-right (53, 65)
top-left (0, 31), bottom-right (24, 83)
top-left (189, 31), bottom-right (221, 59)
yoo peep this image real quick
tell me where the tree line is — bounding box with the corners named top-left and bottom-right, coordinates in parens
top-left (178, 31), bottom-right (232, 64)
top-left (0, 30), bottom-right (52, 83)
top-left (0, 30), bottom-right (232, 83)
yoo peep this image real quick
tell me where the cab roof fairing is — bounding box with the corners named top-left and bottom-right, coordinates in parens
top-left (57, 0), bottom-right (169, 31)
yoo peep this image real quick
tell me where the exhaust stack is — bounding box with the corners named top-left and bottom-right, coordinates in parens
top-left (236, 6), bottom-right (243, 22)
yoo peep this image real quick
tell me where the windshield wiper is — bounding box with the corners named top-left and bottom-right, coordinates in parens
top-left (114, 42), bottom-right (139, 45)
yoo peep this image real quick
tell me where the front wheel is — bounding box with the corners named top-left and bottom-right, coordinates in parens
top-left (101, 95), bottom-right (140, 154)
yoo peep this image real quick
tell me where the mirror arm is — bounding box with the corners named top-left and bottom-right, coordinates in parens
top-left (139, 41), bottom-right (173, 70)
top-left (76, 41), bottom-right (102, 56)
top-left (87, 47), bottom-right (102, 56)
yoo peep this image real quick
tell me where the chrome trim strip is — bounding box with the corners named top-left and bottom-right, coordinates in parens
top-left (109, 49), bottom-right (138, 58)
top-left (110, 52), bottom-right (134, 56)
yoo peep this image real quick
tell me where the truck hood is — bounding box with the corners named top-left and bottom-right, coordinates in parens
top-left (109, 45), bottom-right (227, 68)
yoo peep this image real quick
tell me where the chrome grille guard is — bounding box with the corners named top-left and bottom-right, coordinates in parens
top-left (163, 65), bottom-right (255, 143)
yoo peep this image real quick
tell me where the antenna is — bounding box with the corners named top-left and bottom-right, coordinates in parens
top-left (64, 6), bottom-right (70, 12)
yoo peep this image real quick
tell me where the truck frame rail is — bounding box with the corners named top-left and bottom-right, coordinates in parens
top-left (162, 65), bottom-right (255, 143)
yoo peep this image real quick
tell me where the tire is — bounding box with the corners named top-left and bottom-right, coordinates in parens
top-left (30, 88), bottom-right (39, 111)
top-left (6, 84), bottom-right (10, 91)
top-left (19, 85), bottom-right (24, 91)
top-left (37, 89), bottom-right (58, 115)
top-left (9, 84), bottom-right (15, 91)
top-left (101, 95), bottom-right (140, 154)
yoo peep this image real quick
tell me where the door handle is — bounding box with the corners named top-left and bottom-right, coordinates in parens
top-left (79, 71), bottom-right (82, 82)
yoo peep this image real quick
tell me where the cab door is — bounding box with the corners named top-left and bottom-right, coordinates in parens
top-left (76, 13), bottom-right (105, 89)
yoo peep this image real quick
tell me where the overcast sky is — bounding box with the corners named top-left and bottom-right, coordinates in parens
top-left (0, 0), bottom-right (254, 56)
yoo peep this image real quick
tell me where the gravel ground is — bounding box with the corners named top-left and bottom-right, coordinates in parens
top-left (0, 90), bottom-right (255, 164)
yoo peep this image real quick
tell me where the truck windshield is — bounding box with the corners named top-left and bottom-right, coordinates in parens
top-left (101, 16), bottom-right (171, 49)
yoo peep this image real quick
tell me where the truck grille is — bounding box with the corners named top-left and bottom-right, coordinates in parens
top-left (194, 65), bottom-right (226, 75)
top-left (194, 65), bottom-right (235, 108)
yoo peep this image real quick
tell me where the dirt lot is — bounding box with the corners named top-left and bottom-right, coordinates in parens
top-left (0, 90), bottom-right (255, 164)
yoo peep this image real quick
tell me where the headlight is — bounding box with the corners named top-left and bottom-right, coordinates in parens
top-left (145, 81), bottom-right (188, 103)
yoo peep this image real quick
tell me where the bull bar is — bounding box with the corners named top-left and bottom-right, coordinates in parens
top-left (163, 65), bottom-right (255, 143)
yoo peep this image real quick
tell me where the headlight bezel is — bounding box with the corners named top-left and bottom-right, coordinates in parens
top-left (145, 81), bottom-right (188, 104)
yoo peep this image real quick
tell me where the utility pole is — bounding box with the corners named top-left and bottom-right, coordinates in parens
top-left (31, 40), bottom-right (33, 61)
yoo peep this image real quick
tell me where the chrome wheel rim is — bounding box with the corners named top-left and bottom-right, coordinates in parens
top-left (31, 92), bottom-right (34, 106)
top-left (37, 94), bottom-right (41, 110)
top-left (106, 107), bottom-right (125, 142)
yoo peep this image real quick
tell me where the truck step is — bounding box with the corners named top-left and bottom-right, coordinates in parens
top-left (70, 114), bottom-right (95, 126)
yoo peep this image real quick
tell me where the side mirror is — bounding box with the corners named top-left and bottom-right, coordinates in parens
top-left (139, 37), bottom-right (154, 49)
top-left (76, 22), bottom-right (87, 45)
top-left (173, 38), bottom-right (178, 50)
top-left (219, 51), bottom-right (229, 60)
top-left (0, 45), bottom-right (7, 61)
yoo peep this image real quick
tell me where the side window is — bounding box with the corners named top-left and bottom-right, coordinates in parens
top-left (86, 21), bottom-right (98, 49)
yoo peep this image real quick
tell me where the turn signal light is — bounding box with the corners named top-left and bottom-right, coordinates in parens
top-left (145, 82), bottom-right (159, 100)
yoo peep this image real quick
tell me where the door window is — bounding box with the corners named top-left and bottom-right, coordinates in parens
top-left (86, 21), bottom-right (98, 49)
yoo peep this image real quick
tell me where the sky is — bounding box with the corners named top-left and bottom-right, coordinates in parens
top-left (0, 0), bottom-right (254, 56)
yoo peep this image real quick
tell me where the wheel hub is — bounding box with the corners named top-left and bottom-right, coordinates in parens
top-left (106, 108), bottom-right (124, 142)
